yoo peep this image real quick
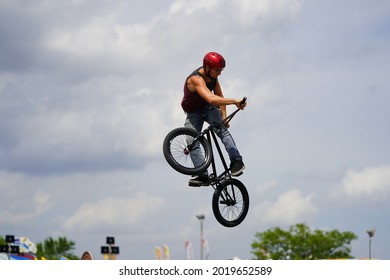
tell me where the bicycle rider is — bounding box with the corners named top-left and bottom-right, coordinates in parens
top-left (181, 52), bottom-right (247, 186)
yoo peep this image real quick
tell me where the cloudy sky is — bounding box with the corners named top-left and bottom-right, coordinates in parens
top-left (1, 0), bottom-right (389, 260)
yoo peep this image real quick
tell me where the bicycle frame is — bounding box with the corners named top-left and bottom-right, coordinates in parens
top-left (205, 129), bottom-right (230, 187)
top-left (192, 102), bottom-right (245, 188)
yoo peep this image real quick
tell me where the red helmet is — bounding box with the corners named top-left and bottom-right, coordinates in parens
top-left (203, 52), bottom-right (226, 69)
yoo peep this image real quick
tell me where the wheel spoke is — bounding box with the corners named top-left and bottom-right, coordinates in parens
top-left (212, 179), bottom-right (249, 227)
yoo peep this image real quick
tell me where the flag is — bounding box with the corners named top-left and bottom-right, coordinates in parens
top-left (185, 241), bottom-right (193, 260)
top-left (202, 238), bottom-right (210, 260)
top-left (155, 246), bottom-right (161, 260)
top-left (162, 244), bottom-right (170, 260)
top-left (14, 237), bottom-right (37, 254)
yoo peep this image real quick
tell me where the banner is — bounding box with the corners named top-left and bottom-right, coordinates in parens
top-left (162, 244), bottom-right (170, 260)
top-left (154, 247), bottom-right (161, 260)
top-left (201, 238), bottom-right (209, 260)
top-left (185, 241), bottom-right (193, 260)
top-left (14, 237), bottom-right (37, 254)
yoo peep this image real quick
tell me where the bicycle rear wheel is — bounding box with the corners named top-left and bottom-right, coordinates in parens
top-left (163, 127), bottom-right (212, 175)
top-left (212, 179), bottom-right (249, 227)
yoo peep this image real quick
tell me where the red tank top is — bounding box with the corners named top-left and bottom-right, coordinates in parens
top-left (181, 67), bottom-right (217, 113)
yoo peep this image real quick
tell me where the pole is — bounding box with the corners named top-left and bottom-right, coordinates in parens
top-left (369, 237), bottom-right (372, 260)
top-left (200, 219), bottom-right (203, 260)
top-left (196, 215), bottom-right (205, 260)
top-left (366, 228), bottom-right (375, 260)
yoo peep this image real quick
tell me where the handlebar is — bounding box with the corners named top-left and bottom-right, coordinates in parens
top-left (219, 97), bottom-right (247, 128)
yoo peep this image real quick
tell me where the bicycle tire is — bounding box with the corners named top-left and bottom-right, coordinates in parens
top-left (212, 179), bottom-right (249, 227)
top-left (163, 127), bottom-right (212, 175)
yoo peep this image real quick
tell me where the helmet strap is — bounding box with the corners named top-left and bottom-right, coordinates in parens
top-left (204, 66), bottom-right (211, 78)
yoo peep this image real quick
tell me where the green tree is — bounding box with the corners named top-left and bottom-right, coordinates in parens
top-left (251, 223), bottom-right (357, 260)
top-left (36, 237), bottom-right (79, 260)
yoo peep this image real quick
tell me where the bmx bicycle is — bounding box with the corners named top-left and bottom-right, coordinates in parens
top-left (162, 98), bottom-right (249, 227)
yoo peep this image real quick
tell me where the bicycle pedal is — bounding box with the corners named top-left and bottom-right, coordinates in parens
top-left (188, 182), bottom-right (210, 187)
top-left (231, 171), bottom-right (243, 177)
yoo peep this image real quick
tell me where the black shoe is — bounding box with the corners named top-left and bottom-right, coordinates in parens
top-left (230, 160), bottom-right (245, 176)
top-left (188, 175), bottom-right (209, 187)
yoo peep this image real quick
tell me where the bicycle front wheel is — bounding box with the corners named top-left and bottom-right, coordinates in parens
top-left (212, 179), bottom-right (249, 227)
top-left (163, 127), bottom-right (212, 175)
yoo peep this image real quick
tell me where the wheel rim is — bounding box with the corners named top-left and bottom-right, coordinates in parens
top-left (169, 133), bottom-right (207, 170)
top-left (217, 184), bottom-right (246, 222)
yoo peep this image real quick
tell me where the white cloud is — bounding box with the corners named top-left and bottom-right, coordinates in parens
top-left (250, 189), bottom-right (317, 226)
top-left (1, 73), bottom-right (177, 173)
top-left (224, 79), bottom-right (285, 111)
top-left (169, 0), bottom-right (219, 15)
top-left (231, 0), bottom-right (303, 26)
top-left (45, 16), bottom-right (152, 69)
top-left (252, 180), bottom-right (278, 196)
top-left (63, 193), bottom-right (166, 232)
top-left (0, 177), bottom-right (53, 224)
top-left (339, 165), bottom-right (390, 201)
